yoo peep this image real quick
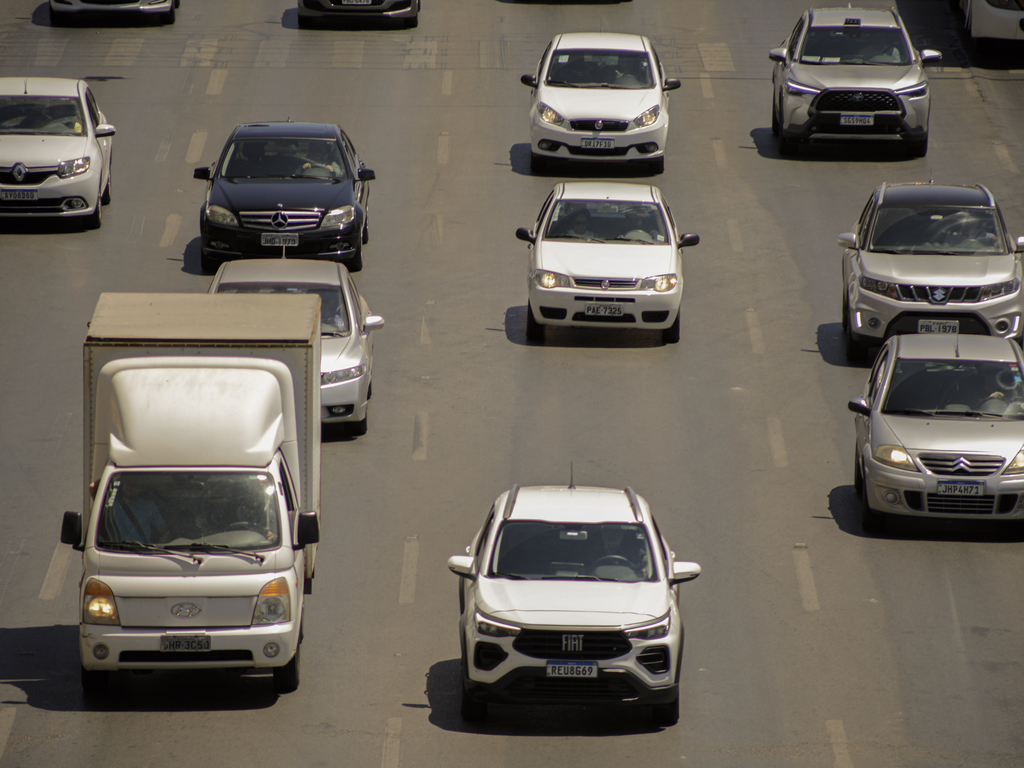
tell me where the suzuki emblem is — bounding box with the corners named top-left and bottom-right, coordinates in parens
top-left (929, 287), bottom-right (949, 304)
top-left (170, 602), bottom-right (202, 618)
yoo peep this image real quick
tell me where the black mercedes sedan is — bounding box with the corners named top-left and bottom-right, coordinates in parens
top-left (194, 122), bottom-right (374, 273)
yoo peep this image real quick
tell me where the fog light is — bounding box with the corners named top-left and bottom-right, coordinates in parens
top-left (263, 642), bottom-right (280, 658)
top-left (63, 198), bottom-right (88, 211)
top-left (211, 241), bottom-right (231, 250)
top-left (639, 143), bottom-right (659, 153)
top-left (883, 491), bottom-right (900, 505)
top-left (328, 405), bottom-right (353, 416)
top-left (867, 317), bottom-right (881, 330)
top-left (538, 140), bottom-right (558, 151)
top-left (995, 319), bottom-right (1010, 333)
top-left (93, 644), bottom-right (109, 660)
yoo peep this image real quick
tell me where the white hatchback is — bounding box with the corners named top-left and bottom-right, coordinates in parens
top-left (50, 0), bottom-right (178, 25)
top-left (521, 33), bottom-right (680, 174)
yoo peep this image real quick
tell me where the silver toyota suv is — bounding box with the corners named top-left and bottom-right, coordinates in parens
top-left (840, 182), bottom-right (1024, 361)
top-left (769, 7), bottom-right (941, 157)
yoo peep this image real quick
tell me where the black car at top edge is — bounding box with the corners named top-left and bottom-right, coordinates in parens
top-left (194, 122), bottom-right (374, 274)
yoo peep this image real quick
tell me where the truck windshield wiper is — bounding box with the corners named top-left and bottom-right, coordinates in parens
top-left (169, 543), bottom-right (266, 563)
top-left (99, 541), bottom-right (202, 564)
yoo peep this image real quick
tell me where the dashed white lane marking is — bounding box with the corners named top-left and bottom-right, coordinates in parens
top-left (442, 70), bottom-right (454, 96)
top-left (792, 545), bottom-right (820, 612)
top-left (332, 41), bottom-right (363, 68)
top-left (381, 717), bottom-right (402, 768)
top-left (125, 217), bottom-right (145, 244)
top-left (745, 309), bottom-right (764, 354)
top-left (698, 43), bottom-right (735, 72)
top-left (207, 69), bottom-right (228, 96)
top-left (430, 214), bottom-right (443, 246)
top-left (159, 214), bottom-right (182, 248)
top-left (699, 73), bottom-right (714, 100)
top-left (35, 39), bottom-right (67, 67)
top-left (104, 38), bottom-right (143, 67)
top-left (412, 413), bottom-right (428, 461)
top-left (155, 136), bottom-right (172, 163)
top-left (712, 139), bottom-right (727, 169)
top-left (38, 543), bottom-right (73, 601)
top-left (398, 537), bottom-right (419, 604)
top-left (254, 40), bottom-right (288, 68)
top-left (185, 130), bottom-right (207, 164)
top-left (767, 417), bottom-right (788, 468)
top-left (420, 317), bottom-right (431, 345)
top-left (404, 41), bottom-right (437, 70)
top-left (994, 142), bottom-right (1019, 175)
top-left (181, 38), bottom-right (218, 67)
top-left (827, 719), bottom-right (855, 768)
top-left (727, 218), bottom-right (743, 253)
top-left (0, 708), bottom-right (15, 765)
top-left (437, 133), bottom-right (450, 165)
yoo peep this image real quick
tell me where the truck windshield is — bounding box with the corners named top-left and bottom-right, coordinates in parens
top-left (97, 471), bottom-right (282, 551)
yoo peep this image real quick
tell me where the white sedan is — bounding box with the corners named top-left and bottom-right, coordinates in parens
top-left (521, 33), bottom-right (680, 174)
top-left (209, 259), bottom-right (384, 436)
top-left (516, 182), bottom-right (699, 345)
top-left (0, 78), bottom-right (114, 229)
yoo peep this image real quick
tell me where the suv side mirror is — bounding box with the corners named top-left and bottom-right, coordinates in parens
top-left (848, 397), bottom-right (871, 417)
top-left (920, 49), bottom-right (942, 64)
top-left (363, 315), bottom-right (385, 333)
top-left (516, 227), bottom-right (536, 244)
top-left (520, 74), bottom-right (537, 88)
top-left (838, 232), bottom-right (857, 249)
top-left (669, 561), bottom-right (701, 585)
top-left (61, 511), bottom-right (83, 551)
top-left (1015, 236), bottom-right (1024, 253)
top-left (295, 511), bottom-right (320, 548)
top-left (768, 47), bottom-right (787, 63)
top-left (193, 167), bottom-right (211, 181)
top-left (448, 555), bottom-right (475, 579)
top-left (95, 124), bottom-right (116, 138)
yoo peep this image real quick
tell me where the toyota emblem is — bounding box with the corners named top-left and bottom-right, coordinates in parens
top-left (270, 211), bottom-right (289, 229)
top-left (170, 602), bottom-right (202, 619)
top-left (11, 163), bottom-right (26, 183)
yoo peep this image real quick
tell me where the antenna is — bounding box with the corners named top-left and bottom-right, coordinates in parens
top-left (569, 463), bottom-right (575, 489)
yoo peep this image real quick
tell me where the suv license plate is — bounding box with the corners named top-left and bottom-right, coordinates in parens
top-left (584, 303), bottom-right (623, 317)
top-left (262, 233), bottom-right (300, 247)
top-left (161, 635), bottom-right (211, 652)
top-left (840, 115), bottom-right (873, 126)
top-left (918, 319), bottom-right (959, 334)
top-left (546, 661), bottom-right (597, 678)
top-left (342, 0), bottom-right (373, 4)
top-left (937, 481), bottom-right (982, 496)
top-left (581, 139), bottom-right (614, 149)
top-left (1, 189), bottom-right (37, 201)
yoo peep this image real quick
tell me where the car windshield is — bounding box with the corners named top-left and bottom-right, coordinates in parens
top-left (219, 138), bottom-right (347, 179)
top-left (0, 96), bottom-right (85, 136)
top-left (882, 358), bottom-right (1024, 418)
top-left (544, 200), bottom-right (668, 244)
top-left (489, 521), bottom-right (655, 582)
top-left (799, 26), bottom-right (911, 65)
top-left (216, 281), bottom-right (349, 335)
top-left (869, 206), bottom-right (1007, 254)
top-left (545, 49), bottom-right (654, 88)
top-left (96, 471), bottom-right (282, 552)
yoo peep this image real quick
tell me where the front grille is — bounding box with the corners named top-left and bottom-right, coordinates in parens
top-left (119, 650), bottom-right (253, 663)
top-left (569, 120), bottom-right (629, 132)
top-left (574, 277), bottom-right (639, 289)
top-left (327, 0), bottom-right (386, 5)
top-left (83, 0), bottom-right (142, 5)
top-left (566, 146), bottom-right (631, 157)
top-left (637, 646), bottom-right (670, 674)
top-left (816, 90), bottom-right (900, 112)
top-left (572, 313), bottom-right (638, 323)
top-left (513, 630), bottom-right (630, 660)
top-left (239, 210), bottom-right (321, 231)
top-left (893, 285), bottom-right (986, 304)
top-left (0, 169), bottom-right (57, 185)
top-left (925, 494), bottom-right (995, 514)
top-left (505, 675), bottom-right (636, 701)
top-left (918, 454), bottom-right (1005, 476)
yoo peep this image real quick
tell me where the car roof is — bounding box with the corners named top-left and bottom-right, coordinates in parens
top-left (215, 259), bottom-right (344, 287)
top-left (808, 7), bottom-right (900, 28)
top-left (553, 32), bottom-right (649, 52)
top-left (894, 334), bottom-right (1020, 363)
top-left (231, 122), bottom-right (340, 140)
top-left (557, 181), bottom-right (659, 204)
top-left (504, 486), bottom-right (644, 524)
top-left (0, 77), bottom-right (82, 98)
top-left (879, 183), bottom-right (994, 209)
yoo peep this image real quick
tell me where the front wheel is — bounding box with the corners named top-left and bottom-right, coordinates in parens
top-left (907, 137), bottom-right (928, 158)
top-left (273, 646), bottom-right (300, 693)
top-left (861, 489), bottom-right (886, 533)
top-left (525, 302), bottom-right (545, 342)
top-left (161, 5), bottom-right (175, 23)
top-left (81, 666), bottom-right (109, 694)
top-left (199, 250), bottom-right (220, 274)
top-left (347, 411), bottom-right (368, 437)
top-left (652, 695), bottom-right (679, 726)
top-left (345, 246), bottom-right (363, 273)
top-left (843, 303), bottom-right (867, 363)
top-left (662, 313), bottom-right (680, 344)
top-left (83, 199), bottom-right (102, 230)
top-left (530, 153), bottom-right (549, 174)
top-left (771, 98), bottom-right (780, 136)
top-left (778, 132), bottom-right (797, 156)
top-left (853, 449), bottom-right (864, 496)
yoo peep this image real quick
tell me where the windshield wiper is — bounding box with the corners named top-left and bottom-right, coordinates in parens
top-left (545, 80), bottom-right (583, 87)
top-left (540, 574), bottom-right (599, 580)
top-left (99, 541), bottom-right (202, 564)
top-left (169, 543), bottom-right (266, 563)
top-left (882, 408), bottom-right (936, 416)
top-left (491, 571), bottom-right (527, 580)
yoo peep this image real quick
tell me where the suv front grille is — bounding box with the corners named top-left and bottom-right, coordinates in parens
top-left (918, 453), bottom-right (1005, 476)
top-left (892, 284), bottom-right (989, 303)
top-left (239, 210), bottom-right (321, 230)
top-left (816, 90), bottom-right (901, 112)
top-left (513, 630), bottom-right (631, 660)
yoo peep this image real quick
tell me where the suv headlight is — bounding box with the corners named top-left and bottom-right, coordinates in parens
top-left (785, 79), bottom-right (820, 97)
top-left (206, 204), bottom-right (238, 227)
top-left (83, 580), bottom-right (120, 625)
top-left (874, 444), bottom-right (916, 471)
top-left (537, 102), bottom-right (564, 126)
top-left (57, 157), bottom-right (90, 178)
top-left (639, 274), bottom-right (678, 292)
top-left (633, 105), bottom-right (661, 128)
top-left (475, 611), bottom-right (521, 638)
top-left (322, 364), bottom-right (365, 387)
top-left (322, 205), bottom-right (355, 229)
top-left (979, 278), bottom-right (1019, 300)
top-left (624, 614), bottom-right (670, 639)
top-left (252, 577), bottom-right (291, 625)
top-left (896, 82), bottom-right (928, 99)
top-left (533, 270), bottom-right (573, 289)
top-left (859, 276), bottom-right (899, 299)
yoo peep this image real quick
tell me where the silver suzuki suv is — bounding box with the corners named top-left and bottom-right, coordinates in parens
top-left (840, 182), bottom-right (1024, 361)
top-left (769, 7), bottom-right (941, 157)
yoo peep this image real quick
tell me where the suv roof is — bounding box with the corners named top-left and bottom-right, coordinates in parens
top-left (808, 7), bottom-right (900, 28)
top-left (502, 485), bottom-right (645, 524)
top-left (878, 183), bottom-right (995, 208)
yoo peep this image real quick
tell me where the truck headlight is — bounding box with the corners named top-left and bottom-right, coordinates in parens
top-left (624, 614), bottom-right (670, 639)
top-left (475, 611), bottom-right (521, 638)
top-left (206, 204), bottom-right (238, 227)
top-left (322, 205), bottom-right (355, 229)
top-left (979, 279), bottom-right (1019, 300)
top-left (321, 364), bottom-right (365, 387)
top-left (895, 82), bottom-right (928, 99)
top-left (57, 157), bottom-right (90, 178)
top-left (83, 579), bottom-right (120, 625)
top-left (253, 577), bottom-right (291, 625)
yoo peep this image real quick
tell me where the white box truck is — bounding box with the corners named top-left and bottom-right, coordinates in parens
top-left (61, 292), bottom-right (321, 694)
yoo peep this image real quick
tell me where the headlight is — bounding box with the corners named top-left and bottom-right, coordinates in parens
top-left (639, 274), bottom-right (679, 292)
top-left (475, 611), bottom-right (520, 638)
top-left (785, 80), bottom-right (820, 96)
top-left (896, 82), bottom-right (928, 99)
top-left (624, 614), bottom-right (670, 639)
top-left (537, 102), bottom-right (564, 126)
top-left (57, 157), bottom-right (90, 178)
top-left (321, 364), bottom-right (365, 387)
top-left (533, 270), bottom-right (573, 289)
top-left (1004, 450), bottom-right (1024, 475)
top-left (633, 105), bottom-right (661, 128)
top-left (206, 204), bottom-right (238, 227)
top-left (83, 580), bottom-right (120, 625)
top-left (252, 577), bottom-right (291, 625)
top-left (859, 276), bottom-right (899, 299)
top-left (874, 444), bottom-right (916, 471)
top-left (322, 205), bottom-right (355, 229)
top-left (979, 278), bottom-right (1020, 300)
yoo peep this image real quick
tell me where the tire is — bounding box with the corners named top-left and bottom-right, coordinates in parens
top-left (853, 450), bottom-right (864, 496)
top-left (771, 98), bottom-right (779, 136)
top-left (459, 644), bottom-right (488, 721)
top-left (199, 250), bottom-right (219, 274)
top-left (83, 198), bottom-right (102, 230)
top-left (530, 153), bottom-right (549, 174)
top-left (907, 137), bottom-right (928, 158)
top-left (404, 14), bottom-right (418, 28)
top-left (652, 695), bottom-right (680, 727)
top-left (273, 646), bottom-right (300, 694)
top-left (81, 667), bottom-right (109, 694)
top-left (297, 14), bottom-right (315, 29)
top-left (662, 313), bottom-right (680, 344)
top-left (347, 411), bottom-right (368, 437)
top-left (778, 132), bottom-right (797, 156)
top-left (525, 302), bottom-right (545, 342)
top-left (843, 303), bottom-right (867, 363)
top-left (50, 10), bottom-right (71, 27)
top-left (161, 5), bottom-right (175, 23)
top-left (648, 156), bottom-right (665, 175)
top-left (861, 488), bottom-right (886, 533)
top-left (101, 169), bottom-right (111, 206)
top-left (346, 246), bottom-right (363, 273)
top-left (362, 221), bottom-right (369, 244)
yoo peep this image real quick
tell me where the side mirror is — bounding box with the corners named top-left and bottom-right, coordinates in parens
top-left (1015, 236), bottom-right (1024, 253)
top-left (669, 561), bottom-right (701, 585)
top-left (94, 124), bottom-right (116, 138)
top-left (516, 227), bottom-right (536, 244)
top-left (61, 511), bottom-right (83, 551)
top-left (838, 232), bottom-right (857, 250)
top-left (920, 49), bottom-right (942, 63)
top-left (520, 74), bottom-right (537, 87)
top-left (193, 167), bottom-right (211, 181)
top-left (848, 397), bottom-right (871, 417)
top-left (768, 47), bottom-right (787, 63)
top-left (358, 167), bottom-right (376, 181)
top-left (295, 511), bottom-right (320, 548)
top-left (663, 78), bottom-right (681, 92)
top-left (678, 233), bottom-right (700, 248)
top-left (363, 315), bottom-right (385, 332)
top-left (448, 555), bottom-right (475, 579)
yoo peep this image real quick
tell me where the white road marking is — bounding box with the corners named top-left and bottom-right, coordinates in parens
top-left (479, 40), bottom-right (506, 69)
top-left (420, 317), bottom-right (432, 345)
top-left (332, 41), bottom-right (364, 68)
top-left (712, 139), bottom-right (727, 169)
top-left (430, 214), bottom-right (443, 246)
top-left (727, 218), bottom-right (743, 253)
top-left (442, 70), bottom-right (454, 96)
top-left (159, 214), bottom-right (182, 248)
top-left (766, 417), bottom-right (788, 467)
top-left (399, 537), bottom-right (419, 604)
top-left (125, 217), bottom-right (145, 244)
top-left (381, 717), bottom-right (402, 768)
top-left (254, 40), bottom-right (288, 68)
top-left (38, 543), bottom-right (74, 601)
top-left (104, 39), bottom-right (144, 67)
top-left (413, 413), bottom-right (428, 461)
top-left (994, 142), bottom-right (1019, 175)
top-left (181, 38), bottom-right (218, 67)
top-left (698, 43), bottom-right (735, 72)
top-left (155, 136), bottom-right (172, 163)
top-left (700, 73), bottom-right (714, 99)
top-left (185, 130), bottom-right (207, 164)
top-left (792, 545), bottom-right (820, 612)
top-left (438, 133), bottom-right (450, 165)
top-left (34, 39), bottom-right (68, 67)
top-left (745, 310), bottom-right (764, 354)
top-left (0, 708), bottom-right (15, 765)
top-left (207, 69), bottom-right (228, 96)
top-left (404, 41), bottom-right (437, 69)
top-left (826, 719), bottom-right (855, 768)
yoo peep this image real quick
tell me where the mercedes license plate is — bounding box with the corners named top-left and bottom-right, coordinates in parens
top-left (584, 303), bottom-right (623, 317)
top-left (840, 115), bottom-right (873, 126)
top-left (937, 481), bottom-right (982, 496)
top-left (261, 233), bottom-right (300, 247)
top-left (1, 189), bottom-right (37, 201)
top-left (918, 319), bottom-right (959, 334)
top-left (342, 0), bottom-right (372, 4)
top-left (581, 139), bottom-right (614, 149)
top-left (546, 661), bottom-right (597, 678)
top-left (160, 635), bottom-right (211, 652)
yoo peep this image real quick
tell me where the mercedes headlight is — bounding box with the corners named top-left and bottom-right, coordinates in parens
top-left (533, 270), bottom-right (573, 289)
top-left (322, 364), bottom-right (365, 387)
top-left (253, 577), bottom-right (291, 625)
top-left (322, 205), bottom-right (356, 229)
top-left (874, 444), bottom-right (916, 471)
top-left (206, 204), bottom-right (238, 227)
top-left (639, 274), bottom-right (678, 292)
top-left (57, 157), bottom-right (90, 178)
top-left (537, 102), bottom-right (565, 126)
top-left (633, 105), bottom-right (661, 128)
top-left (475, 611), bottom-right (521, 638)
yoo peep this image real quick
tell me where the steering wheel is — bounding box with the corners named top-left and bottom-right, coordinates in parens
top-left (593, 555), bottom-right (634, 568)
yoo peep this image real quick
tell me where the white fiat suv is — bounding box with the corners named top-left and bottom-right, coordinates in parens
top-left (448, 485), bottom-right (701, 726)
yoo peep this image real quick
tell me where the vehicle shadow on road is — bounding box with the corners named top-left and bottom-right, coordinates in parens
top-left (423, 658), bottom-right (662, 735)
top-left (508, 143), bottom-right (662, 179)
top-left (816, 322), bottom-right (876, 369)
top-left (504, 306), bottom-right (665, 349)
top-left (180, 237), bottom-right (207, 276)
top-left (749, 127), bottom-right (922, 163)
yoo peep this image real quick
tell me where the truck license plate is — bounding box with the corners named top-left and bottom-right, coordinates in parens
top-left (546, 661), bottom-right (597, 677)
top-left (161, 635), bottom-right (211, 652)
top-left (262, 233), bottom-right (300, 247)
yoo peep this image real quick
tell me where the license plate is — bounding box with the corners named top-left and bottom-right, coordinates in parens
top-left (584, 303), bottom-right (623, 317)
top-left (546, 661), bottom-right (597, 678)
top-left (840, 114), bottom-right (873, 126)
top-left (917, 319), bottom-right (959, 334)
top-left (1, 189), bottom-right (37, 201)
top-left (342, 0), bottom-right (372, 4)
top-left (160, 635), bottom-right (211, 652)
top-left (261, 233), bottom-right (299, 247)
top-left (937, 481), bottom-right (983, 496)
top-left (581, 139), bottom-right (614, 149)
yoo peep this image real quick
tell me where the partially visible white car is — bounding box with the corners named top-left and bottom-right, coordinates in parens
top-left (521, 33), bottom-right (680, 174)
top-left (209, 259), bottom-right (384, 436)
top-left (516, 181), bottom-right (699, 345)
top-left (50, 0), bottom-right (178, 25)
top-left (955, 0), bottom-right (1024, 40)
top-left (0, 78), bottom-right (114, 230)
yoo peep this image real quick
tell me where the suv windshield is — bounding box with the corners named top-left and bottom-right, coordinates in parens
top-left (546, 50), bottom-right (653, 88)
top-left (869, 206), bottom-right (1006, 254)
top-left (800, 27), bottom-right (910, 65)
top-left (883, 359), bottom-right (1024, 418)
top-left (217, 282), bottom-right (349, 335)
top-left (489, 521), bottom-right (655, 582)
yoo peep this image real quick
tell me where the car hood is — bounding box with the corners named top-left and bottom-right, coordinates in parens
top-left (209, 177), bottom-right (356, 213)
top-left (321, 333), bottom-right (363, 373)
top-left (476, 577), bottom-right (669, 628)
top-left (0, 134), bottom-right (91, 164)
top-left (878, 413), bottom-right (1024, 456)
top-left (788, 63), bottom-right (923, 91)
top-left (538, 240), bottom-right (677, 279)
top-left (538, 86), bottom-right (660, 121)
top-left (860, 252), bottom-right (1016, 284)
